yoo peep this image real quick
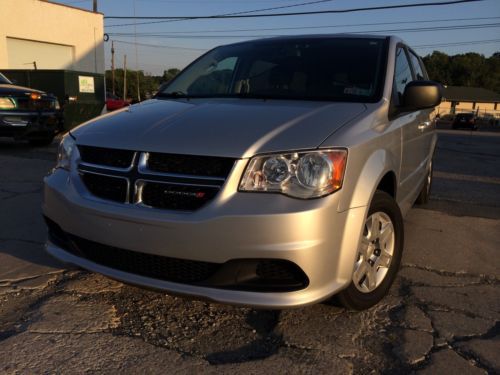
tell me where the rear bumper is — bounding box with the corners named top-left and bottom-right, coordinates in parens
top-left (0, 111), bottom-right (63, 139)
top-left (43, 166), bottom-right (367, 308)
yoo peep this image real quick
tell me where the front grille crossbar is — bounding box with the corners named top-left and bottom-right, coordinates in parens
top-left (77, 146), bottom-right (235, 211)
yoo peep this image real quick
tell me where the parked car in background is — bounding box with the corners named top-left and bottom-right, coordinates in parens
top-left (0, 72), bottom-right (63, 145)
top-left (479, 113), bottom-right (499, 126)
top-left (439, 113), bottom-right (455, 122)
top-left (44, 35), bottom-right (442, 310)
top-left (105, 93), bottom-right (130, 111)
top-left (452, 112), bottom-right (478, 130)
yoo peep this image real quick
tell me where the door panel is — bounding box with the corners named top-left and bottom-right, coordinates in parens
top-left (408, 50), bottom-right (436, 170)
top-left (392, 47), bottom-right (424, 202)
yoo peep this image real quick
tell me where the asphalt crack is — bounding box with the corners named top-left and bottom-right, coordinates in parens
top-left (401, 263), bottom-right (499, 284)
top-left (0, 271), bottom-right (83, 343)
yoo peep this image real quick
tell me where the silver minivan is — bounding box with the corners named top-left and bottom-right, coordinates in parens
top-left (43, 35), bottom-right (441, 310)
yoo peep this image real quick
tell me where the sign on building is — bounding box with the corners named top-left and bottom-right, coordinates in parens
top-left (78, 76), bottom-right (95, 93)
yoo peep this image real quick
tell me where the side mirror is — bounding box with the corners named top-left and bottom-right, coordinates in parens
top-left (401, 81), bottom-right (443, 111)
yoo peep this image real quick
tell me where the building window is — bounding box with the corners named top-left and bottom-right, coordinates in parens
top-left (495, 103), bottom-right (498, 110)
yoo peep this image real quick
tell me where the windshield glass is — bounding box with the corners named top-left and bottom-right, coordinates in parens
top-left (0, 73), bottom-right (12, 84)
top-left (160, 37), bottom-right (387, 102)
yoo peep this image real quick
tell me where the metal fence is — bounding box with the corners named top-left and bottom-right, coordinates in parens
top-left (437, 107), bottom-right (500, 120)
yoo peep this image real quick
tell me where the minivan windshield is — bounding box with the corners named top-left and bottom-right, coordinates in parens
top-left (159, 37), bottom-right (387, 102)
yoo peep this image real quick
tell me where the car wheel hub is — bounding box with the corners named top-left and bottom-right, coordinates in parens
top-left (353, 211), bottom-right (395, 293)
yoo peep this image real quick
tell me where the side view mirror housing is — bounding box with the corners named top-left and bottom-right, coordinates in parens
top-left (401, 81), bottom-right (443, 111)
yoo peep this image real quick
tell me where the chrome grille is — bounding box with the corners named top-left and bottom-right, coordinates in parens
top-left (78, 145), bottom-right (135, 169)
top-left (77, 146), bottom-right (234, 211)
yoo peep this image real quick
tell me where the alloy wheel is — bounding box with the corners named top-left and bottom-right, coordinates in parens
top-left (353, 211), bottom-right (395, 293)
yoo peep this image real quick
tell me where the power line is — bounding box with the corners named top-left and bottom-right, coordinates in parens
top-left (219, 0), bottom-right (336, 16)
top-left (106, 0), bottom-right (336, 28)
top-left (106, 16), bottom-right (500, 34)
top-left (113, 40), bottom-right (207, 51)
top-left (107, 22), bottom-right (500, 39)
top-left (112, 38), bottom-right (500, 53)
top-left (413, 38), bottom-right (500, 48)
top-left (104, 0), bottom-right (484, 20)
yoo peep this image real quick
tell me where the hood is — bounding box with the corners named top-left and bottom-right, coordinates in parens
top-left (72, 98), bottom-right (366, 158)
top-left (0, 83), bottom-right (44, 96)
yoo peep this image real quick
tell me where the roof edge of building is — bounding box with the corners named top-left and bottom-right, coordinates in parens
top-left (39, 0), bottom-right (103, 16)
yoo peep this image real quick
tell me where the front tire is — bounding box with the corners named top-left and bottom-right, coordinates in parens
top-left (337, 191), bottom-right (404, 310)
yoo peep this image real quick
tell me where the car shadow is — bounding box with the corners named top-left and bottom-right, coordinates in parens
top-left (205, 309), bottom-right (283, 364)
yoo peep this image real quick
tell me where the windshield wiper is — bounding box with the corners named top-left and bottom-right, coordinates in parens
top-left (155, 91), bottom-right (190, 99)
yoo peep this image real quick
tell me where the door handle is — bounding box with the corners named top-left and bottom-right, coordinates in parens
top-left (418, 121), bottom-right (431, 130)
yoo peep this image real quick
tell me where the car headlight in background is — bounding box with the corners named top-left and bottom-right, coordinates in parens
top-left (0, 97), bottom-right (16, 110)
top-left (239, 149), bottom-right (347, 199)
top-left (56, 135), bottom-right (78, 171)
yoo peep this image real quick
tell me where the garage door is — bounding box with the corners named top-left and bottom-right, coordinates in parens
top-left (6, 37), bottom-right (74, 70)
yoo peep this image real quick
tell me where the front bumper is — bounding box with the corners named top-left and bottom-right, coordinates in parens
top-left (0, 111), bottom-right (62, 139)
top-left (43, 161), bottom-right (367, 308)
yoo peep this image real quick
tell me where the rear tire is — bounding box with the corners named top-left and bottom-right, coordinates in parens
top-left (337, 191), bottom-right (404, 311)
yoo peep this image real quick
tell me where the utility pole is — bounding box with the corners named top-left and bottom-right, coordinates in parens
top-left (123, 55), bottom-right (127, 101)
top-left (93, 0), bottom-right (98, 12)
top-left (136, 70), bottom-right (141, 102)
top-left (111, 41), bottom-right (115, 95)
top-left (133, 0), bottom-right (141, 102)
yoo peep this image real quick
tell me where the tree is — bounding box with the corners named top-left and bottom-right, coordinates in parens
top-left (106, 69), bottom-right (164, 101)
top-left (105, 67), bottom-right (181, 101)
top-left (162, 68), bottom-right (181, 84)
top-left (422, 51), bottom-right (499, 93)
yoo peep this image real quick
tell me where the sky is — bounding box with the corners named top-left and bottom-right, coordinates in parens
top-left (57, 0), bottom-right (500, 75)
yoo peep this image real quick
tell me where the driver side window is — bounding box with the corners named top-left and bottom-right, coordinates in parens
top-left (393, 47), bottom-right (413, 105)
top-left (187, 56), bottom-right (238, 95)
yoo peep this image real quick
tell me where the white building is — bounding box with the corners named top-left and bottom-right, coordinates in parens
top-left (0, 0), bottom-right (104, 74)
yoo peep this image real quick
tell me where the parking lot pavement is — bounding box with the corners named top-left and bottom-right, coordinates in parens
top-left (0, 132), bottom-right (499, 374)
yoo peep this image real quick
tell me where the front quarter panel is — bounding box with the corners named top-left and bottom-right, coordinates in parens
top-left (321, 102), bottom-right (401, 213)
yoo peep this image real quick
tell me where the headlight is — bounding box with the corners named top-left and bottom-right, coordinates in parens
top-left (0, 97), bottom-right (16, 110)
top-left (239, 149), bottom-right (347, 199)
top-left (56, 135), bottom-right (77, 170)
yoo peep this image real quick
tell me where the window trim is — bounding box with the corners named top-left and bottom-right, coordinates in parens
top-left (389, 43), bottom-right (415, 118)
top-left (407, 48), bottom-right (427, 81)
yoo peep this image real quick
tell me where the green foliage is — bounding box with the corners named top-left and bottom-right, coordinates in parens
top-left (423, 51), bottom-right (499, 93)
top-left (163, 68), bottom-right (181, 83)
top-left (105, 68), bottom-right (180, 101)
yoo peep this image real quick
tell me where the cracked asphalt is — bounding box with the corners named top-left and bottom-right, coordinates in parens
top-left (0, 130), bottom-right (499, 374)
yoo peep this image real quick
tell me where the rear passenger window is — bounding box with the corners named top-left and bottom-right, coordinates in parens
top-left (409, 52), bottom-right (425, 80)
top-left (393, 47), bottom-right (413, 103)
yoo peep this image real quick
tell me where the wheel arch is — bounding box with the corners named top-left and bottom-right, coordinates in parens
top-left (339, 148), bottom-right (399, 212)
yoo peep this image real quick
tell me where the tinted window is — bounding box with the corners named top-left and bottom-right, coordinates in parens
top-left (409, 52), bottom-right (425, 80)
top-left (456, 113), bottom-right (474, 119)
top-left (160, 38), bottom-right (387, 102)
top-left (394, 47), bottom-right (413, 103)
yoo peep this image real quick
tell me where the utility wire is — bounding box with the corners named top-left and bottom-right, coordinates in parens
top-left (113, 40), bottom-right (207, 51)
top-left (106, 16), bottom-right (500, 34)
top-left (104, 0), bottom-right (484, 20)
top-left (106, 0), bottom-right (336, 27)
top-left (112, 37), bottom-right (500, 53)
top-left (413, 38), bottom-right (500, 48)
top-left (107, 22), bottom-right (500, 39)
top-left (218, 0), bottom-right (336, 16)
